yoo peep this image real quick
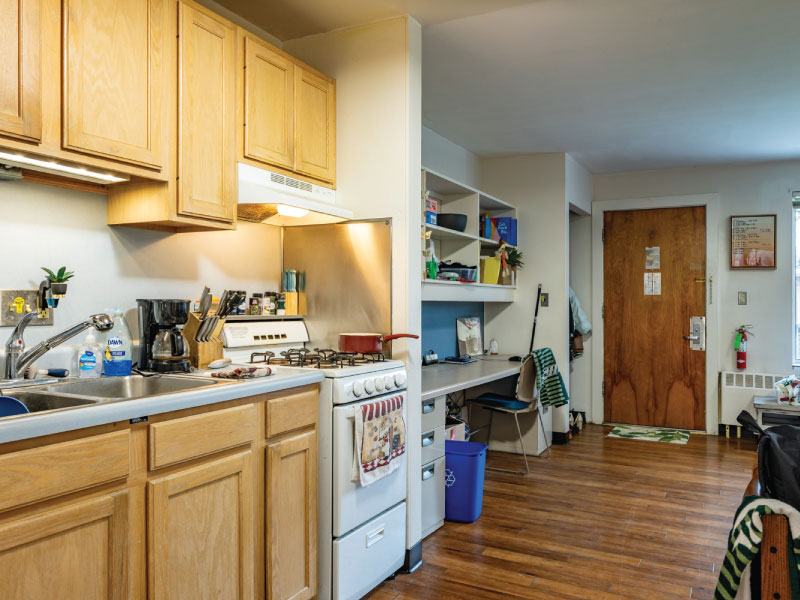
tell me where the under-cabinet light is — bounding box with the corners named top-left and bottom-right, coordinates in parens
top-left (276, 204), bottom-right (309, 218)
top-left (0, 151), bottom-right (129, 184)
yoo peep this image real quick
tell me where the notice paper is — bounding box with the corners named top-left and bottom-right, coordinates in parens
top-left (644, 272), bottom-right (662, 296)
top-left (645, 247), bottom-right (661, 270)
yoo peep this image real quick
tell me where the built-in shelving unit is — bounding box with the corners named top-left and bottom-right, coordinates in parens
top-left (421, 167), bottom-right (517, 303)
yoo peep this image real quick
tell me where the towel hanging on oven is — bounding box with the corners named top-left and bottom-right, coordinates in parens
top-left (352, 395), bottom-right (406, 486)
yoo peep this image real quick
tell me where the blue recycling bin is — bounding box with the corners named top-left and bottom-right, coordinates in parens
top-left (444, 440), bottom-right (488, 523)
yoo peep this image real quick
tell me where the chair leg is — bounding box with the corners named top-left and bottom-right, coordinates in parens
top-left (537, 408), bottom-right (551, 458)
top-left (513, 412), bottom-right (530, 474)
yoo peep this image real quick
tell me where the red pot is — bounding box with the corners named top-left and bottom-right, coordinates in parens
top-left (338, 332), bottom-right (419, 354)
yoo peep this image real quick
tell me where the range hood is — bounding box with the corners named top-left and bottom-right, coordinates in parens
top-left (237, 163), bottom-right (353, 226)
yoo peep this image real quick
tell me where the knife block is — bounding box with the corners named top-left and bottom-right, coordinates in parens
top-left (284, 292), bottom-right (307, 316)
top-left (184, 311), bottom-right (226, 369)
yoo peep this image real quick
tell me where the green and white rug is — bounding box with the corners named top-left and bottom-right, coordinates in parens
top-left (607, 424), bottom-right (691, 444)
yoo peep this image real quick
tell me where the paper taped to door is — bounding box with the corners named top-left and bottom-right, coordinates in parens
top-left (645, 247), bottom-right (661, 270)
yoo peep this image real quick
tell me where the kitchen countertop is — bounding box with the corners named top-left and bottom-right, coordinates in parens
top-left (0, 367), bottom-right (324, 444)
top-left (421, 354), bottom-right (521, 400)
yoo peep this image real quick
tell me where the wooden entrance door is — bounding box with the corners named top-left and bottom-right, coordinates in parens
top-left (603, 206), bottom-right (706, 430)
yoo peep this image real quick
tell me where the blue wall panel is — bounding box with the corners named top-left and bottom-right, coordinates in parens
top-left (421, 301), bottom-right (484, 359)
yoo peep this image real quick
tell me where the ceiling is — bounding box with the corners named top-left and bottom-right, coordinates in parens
top-left (220, 0), bottom-right (800, 173)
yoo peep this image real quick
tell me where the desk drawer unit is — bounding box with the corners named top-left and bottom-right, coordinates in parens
top-left (421, 425), bottom-right (445, 465)
top-left (421, 395), bottom-right (446, 432)
top-left (421, 456), bottom-right (446, 538)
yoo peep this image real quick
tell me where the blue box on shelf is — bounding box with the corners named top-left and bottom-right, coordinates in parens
top-left (425, 211), bottom-right (437, 225)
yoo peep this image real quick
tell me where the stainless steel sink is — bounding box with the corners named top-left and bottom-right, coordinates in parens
top-left (43, 375), bottom-right (233, 401)
top-left (11, 391), bottom-right (99, 413)
top-left (0, 374), bottom-right (237, 419)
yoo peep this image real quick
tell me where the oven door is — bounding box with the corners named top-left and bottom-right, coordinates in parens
top-left (332, 391), bottom-right (408, 537)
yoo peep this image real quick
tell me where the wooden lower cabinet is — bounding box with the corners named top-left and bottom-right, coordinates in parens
top-left (266, 429), bottom-right (318, 600)
top-left (0, 387), bottom-right (319, 600)
top-left (149, 451), bottom-right (254, 600)
top-left (0, 489), bottom-right (129, 599)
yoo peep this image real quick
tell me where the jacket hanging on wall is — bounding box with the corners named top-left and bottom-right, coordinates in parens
top-left (569, 288), bottom-right (591, 361)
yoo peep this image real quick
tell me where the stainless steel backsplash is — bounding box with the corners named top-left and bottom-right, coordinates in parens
top-left (282, 220), bottom-right (392, 352)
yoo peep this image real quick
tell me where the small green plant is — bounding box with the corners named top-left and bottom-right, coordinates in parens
top-left (505, 247), bottom-right (524, 269)
top-left (41, 266), bottom-right (75, 283)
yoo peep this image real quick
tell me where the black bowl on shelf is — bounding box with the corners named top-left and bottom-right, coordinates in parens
top-left (436, 213), bottom-right (468, 232)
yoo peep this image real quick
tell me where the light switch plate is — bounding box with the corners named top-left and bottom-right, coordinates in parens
top-left (540, 292), bottom-right (549, 307)
top-left (0, 290), bottom-right (52, 327)
top-left (738, 291), bottom-right (747, 306)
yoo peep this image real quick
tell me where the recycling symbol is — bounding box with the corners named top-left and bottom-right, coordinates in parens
top-left (445, 468), bottom-right (456, 488)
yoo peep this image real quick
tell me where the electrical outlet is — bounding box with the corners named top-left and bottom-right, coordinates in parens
top-left (540, 292), bottom-right (549, 307)
top-left (0, 290), bottom-right (53, 327)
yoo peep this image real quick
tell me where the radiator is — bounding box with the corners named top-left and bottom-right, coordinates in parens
top-left (719, 371), bottom-right (782, 426)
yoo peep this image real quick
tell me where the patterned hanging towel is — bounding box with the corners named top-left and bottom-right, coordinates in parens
top-left (528, 348), bottom-right (569, 408)
top-left (353, 395), bottom-right (406, 487)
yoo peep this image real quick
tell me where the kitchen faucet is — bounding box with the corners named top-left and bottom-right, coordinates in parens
top-left (3, 311), bottom-right (114, 380)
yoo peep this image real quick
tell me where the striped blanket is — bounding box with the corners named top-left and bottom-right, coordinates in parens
top-left (715, 496), bottom-right (800, 599)
top-left (352, 395), bottom-right (406, 487)
top-left (528, 348), bottom-right (569, 408)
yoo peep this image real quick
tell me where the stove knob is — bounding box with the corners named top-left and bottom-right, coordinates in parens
top-left (353, 381), bottom-right (365, 397)
top-left (384, 375), bottom-right (394, 389)
top-left (364, 378), bottom-right (375, 394)
top-left (394, 372), bottom-right (406, 387)
top-left (375, 376), bottom-right (385, 391)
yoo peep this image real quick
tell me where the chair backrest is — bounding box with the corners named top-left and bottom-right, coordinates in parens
top-left (517, 354), bottom-right (537, 405)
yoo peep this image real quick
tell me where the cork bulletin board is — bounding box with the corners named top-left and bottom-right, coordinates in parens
top-left (730, 214), bottom-right (776, 269)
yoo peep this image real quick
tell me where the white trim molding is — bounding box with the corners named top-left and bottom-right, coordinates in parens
top-left (590, 194), bottom-right (720, 434)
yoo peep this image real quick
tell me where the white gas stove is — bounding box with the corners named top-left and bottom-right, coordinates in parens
top-left (220, 318), bottom-right (408, 600)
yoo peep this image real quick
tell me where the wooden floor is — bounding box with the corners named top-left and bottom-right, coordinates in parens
top-left (366, 424), bottom-right (756, 600)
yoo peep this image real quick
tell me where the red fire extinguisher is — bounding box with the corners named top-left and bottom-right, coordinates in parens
top-left (735, 325), bottom-right (753, 370)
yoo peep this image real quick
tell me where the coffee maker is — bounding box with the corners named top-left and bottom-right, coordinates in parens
top-left (137, 299), bottom-right (191, 372)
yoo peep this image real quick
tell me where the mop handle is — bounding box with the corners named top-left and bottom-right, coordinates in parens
top-left (529, 283), bottom-right (542, 353)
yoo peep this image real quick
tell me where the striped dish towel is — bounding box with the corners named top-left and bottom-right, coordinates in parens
top-left (529, 348), bottom-right (569, 408)
top-left (352, 395), bottom-right (406, 487)
top-left (715, 496), bottom-right (800, 599)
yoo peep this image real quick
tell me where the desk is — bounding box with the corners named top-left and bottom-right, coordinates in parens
top-left (421, 354), bottom-right (520, 401)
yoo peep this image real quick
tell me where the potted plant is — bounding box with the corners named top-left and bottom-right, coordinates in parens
top-left (500, 247), bottom-right (523, 286)
top-left (41, 266), bottom-right (75, 296)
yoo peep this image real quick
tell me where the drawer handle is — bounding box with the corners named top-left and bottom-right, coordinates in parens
top-left (366, 525), bottom-right (385, 548)
top-left (422, 399), bottom-right (435, 414)
top-left (421, 432), bottom-right (434, 447)
top-left (422, 465), bottom-right (435, 481)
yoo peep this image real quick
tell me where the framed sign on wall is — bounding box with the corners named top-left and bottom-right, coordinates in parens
top-left (730, 214), bottom-right (776, 269)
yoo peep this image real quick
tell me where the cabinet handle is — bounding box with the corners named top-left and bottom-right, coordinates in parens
top-left (421, 432), bottom-right (434, 447)
top-left (422, 399), bottom-right (435, 414)
top-left (366, 525), bottom-right (385, 548)
top-left (422, 464), bottom-right (435, 481)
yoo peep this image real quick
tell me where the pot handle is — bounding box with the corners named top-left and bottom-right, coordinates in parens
top-left (382, 334), bottom-right (419, 342)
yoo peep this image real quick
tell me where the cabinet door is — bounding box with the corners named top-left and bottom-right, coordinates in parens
top-left (0, 0), bottom-right (41, 143)
top-left (0, 490), bottom-right (129, 599)
top-left (63, 0), bottom-right (165, 168)
top-left (149, 452), bottom-right (253, 600)
top-left (243, 36), bottom-right (294, 170)
top-left (178, 1), bottom-right (236, 223)
top-left (266, 430), bottom-right (317, 600)
top-left (294, 67), bottom-right (335, 184)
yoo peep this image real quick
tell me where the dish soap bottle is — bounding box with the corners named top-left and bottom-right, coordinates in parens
top-left (78, 333), bottom-right (101, 379)
top-left (103, 308), bottom-right (133, 377)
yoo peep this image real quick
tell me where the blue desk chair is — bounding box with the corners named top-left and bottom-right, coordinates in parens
top-left (466, 355), bottom-right (551, 474)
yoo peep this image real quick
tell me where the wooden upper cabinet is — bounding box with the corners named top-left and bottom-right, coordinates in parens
top-left (294, 67), bottom-right (335, 183)
top-left (266, 429), bottom-right (317, 600)
top-left (148, 452), bottom-right (254, 599)
top-left (243, 34), bottom-right (294, 170)
top-left (0, 0), bottom-right (42, 143)
top-left (62, 0), bottom-right (165, 168)
top-left (177, 1), bottom-right (236, 223)
top-left (0, 490), bottom-right (129, 599)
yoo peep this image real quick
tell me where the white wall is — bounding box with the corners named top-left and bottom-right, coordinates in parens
top-left (482, 153), bottom-right (571, 445)
top-left (421, 126), bottom-right (481, 189)
top-left (285, 16), bottom-right (424, 550)
top-left (566, 154), bottom-right (592, 215)
top-left (594, 160), bottom-right (798, 377)
top-left (0, 180), bottom-right (281, 347)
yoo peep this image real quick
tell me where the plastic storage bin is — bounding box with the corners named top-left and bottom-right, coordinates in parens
top-left (444, 440), bottom-right (488, 523)
top-left (438, 266), bottom-right (477, 282)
